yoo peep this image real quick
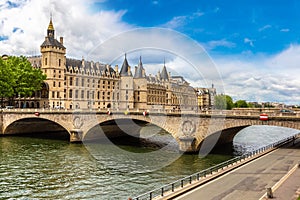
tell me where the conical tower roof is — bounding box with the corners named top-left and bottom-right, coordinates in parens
top-left (120, 54), bottom-right (131, 76)
top-left (134, 56), bottom-right (146, 78)
top-left (160, 59), bottom-right (169, 81)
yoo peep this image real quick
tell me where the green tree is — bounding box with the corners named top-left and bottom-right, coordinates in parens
top-left (234, 100), bottom-right (248, 108)
top-left (0, 58), bottom-right (14, 106)
top-left (225, 95), bottom-right (234, 110)
top-left (1, 56), bottom-right (46, 106)
top-left (214, 94), bottom-right (234, 110)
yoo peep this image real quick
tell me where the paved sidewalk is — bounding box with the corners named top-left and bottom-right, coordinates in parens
top-left (173, 141), bottom-right (300, 200)
top-left (270, 166), bottom-right (300, 199)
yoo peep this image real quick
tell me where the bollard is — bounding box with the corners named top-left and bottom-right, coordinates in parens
top-left (266, 187), bottom-right (273, 198)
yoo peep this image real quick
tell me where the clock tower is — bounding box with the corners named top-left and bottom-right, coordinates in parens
top-left (40, 17), bottom-right (66, 109)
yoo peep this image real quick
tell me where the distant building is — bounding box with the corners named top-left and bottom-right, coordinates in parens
top-left (195, 85), bottom-right (216, 110)
top-left (4, 18), bottom-right (215, 111)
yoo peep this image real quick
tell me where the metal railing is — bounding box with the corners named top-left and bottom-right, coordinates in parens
top-left (132, 135), bottom-right (298, 200)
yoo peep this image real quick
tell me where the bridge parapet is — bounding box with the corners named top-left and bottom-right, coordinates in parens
top-left (1, 109), bottom-right (300, 153)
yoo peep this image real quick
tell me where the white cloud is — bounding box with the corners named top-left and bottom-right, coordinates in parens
top-left (267, 44), bottom-right (300, 70)
top-left (162, 16), bottom-right (187, 29)
top-left (280, 28), bottom-right (290, 32)
top-left (0, 0), bottom-right (132, 57)
top-left (258, 24), bottom-right (271, 32)
top-left (244, 38), bottom-right (254, 47)
top-left (1, 0), bottom-right (300, 105)
top-left (212, 45), bottom-right (300, 104)
top-left (205, 39), bottom-right (236, 50)
top-left (162, 11), bottom-right (204, 29)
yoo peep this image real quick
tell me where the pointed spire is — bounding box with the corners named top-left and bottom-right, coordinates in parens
top-left (134, 56), bottom-right (146, 78)
top-left (139, 56), bottom-right (142, 66)
top-left (161, 59), bottom-right (169, 81)
top-left (48, 13), bottom-right (54, 31)
top-left (120, 53), bottom-right (131, 76)
top-left (46, 14), bottom-right (55, 38)
top-left (41, 15), bottom-right (65, 50)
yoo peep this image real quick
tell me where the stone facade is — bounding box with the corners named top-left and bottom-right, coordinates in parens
top-left (1, 110), bottom-right (300, 152)
top-left (196, 86), bottom-right (216, 111)
top-left (23, 19), bottom-right (213, 111)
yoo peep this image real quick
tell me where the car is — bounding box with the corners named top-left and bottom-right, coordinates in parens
top-left (279, 109), bottom-right (295, 113)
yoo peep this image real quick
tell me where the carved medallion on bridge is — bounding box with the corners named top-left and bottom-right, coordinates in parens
top-left (181, 120), bottom-right (196, 136)
top-left (73, 116), bottom-right (83, 129)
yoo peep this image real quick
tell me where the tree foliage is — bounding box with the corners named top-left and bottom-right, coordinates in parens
top-left (234, 100), bottom-right (248, 108)
top-left (0, 56), bottom-right (46, 100)
top-left (215, 95), bottom-right (254, 110)
top-left (214, 94), bottom-right (234, 110)
top-left (0, 58), bottom-right (14, 98)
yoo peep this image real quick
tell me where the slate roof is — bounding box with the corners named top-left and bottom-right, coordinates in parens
top-left (41, 19), bottom-right (65, 49)
top-left (41, 37), bottom-right (65, 49)
top-left (65, 58), bottom-right (116, 76)
top-left (120, 54), bottom-right (131, 76)
top-left (160, 65), bottom-right (169, 81)
top-left (134, 56), bottom-right (146, 78)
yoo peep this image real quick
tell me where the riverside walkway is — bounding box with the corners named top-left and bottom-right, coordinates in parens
top-left (172, 140), bottom-right (300, 200)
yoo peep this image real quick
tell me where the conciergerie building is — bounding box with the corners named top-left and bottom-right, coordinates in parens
top-left (17, 18), bottom-right (216, 111)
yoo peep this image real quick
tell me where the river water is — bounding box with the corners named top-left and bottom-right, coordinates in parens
top-left (0, 125), bottom-right (298, 199)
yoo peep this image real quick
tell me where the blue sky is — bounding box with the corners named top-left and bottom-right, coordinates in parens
top-left (1, 0), bottom-right (300, 104)
top-left (96, 0), bottom-right (300, 56)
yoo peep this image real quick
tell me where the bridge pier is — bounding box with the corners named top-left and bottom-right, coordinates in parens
top-left (70, 129), bottom-right (83, 143)
top-left (178, 137), bottom-right (198, 153)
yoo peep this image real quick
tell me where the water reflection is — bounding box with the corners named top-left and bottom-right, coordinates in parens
top-left (0, 125), bottom-right (298, 199)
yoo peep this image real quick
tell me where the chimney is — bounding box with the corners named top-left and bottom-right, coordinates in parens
top-left (60, 37), bottom-right (63, 45)
top-left (115, 65), bottom-right (118, 72)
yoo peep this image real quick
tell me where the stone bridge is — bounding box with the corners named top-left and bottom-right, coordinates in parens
top-left (1, 109), bottom-right (300, 153)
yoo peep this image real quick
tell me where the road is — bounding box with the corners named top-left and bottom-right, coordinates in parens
top-left (174, 141), bottom-right (300, 200)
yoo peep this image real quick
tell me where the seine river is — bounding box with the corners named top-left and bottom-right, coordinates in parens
top-left (0, 125), bottom-right (298, 199)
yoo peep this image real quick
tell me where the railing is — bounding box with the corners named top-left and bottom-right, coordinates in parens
top-left (1, 108), bottom-right (300, 118)
top-left (132, 135), bottom-right (298, 200)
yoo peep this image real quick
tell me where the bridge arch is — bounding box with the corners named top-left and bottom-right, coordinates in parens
top-left (80, 114), bottom-right (180, 145)
top-left (197, 125), bottom-right (250, 151)
top-left (196, 116), bottom-right (300, 151)
top-left (4, 117), bottom-right (70, 140)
